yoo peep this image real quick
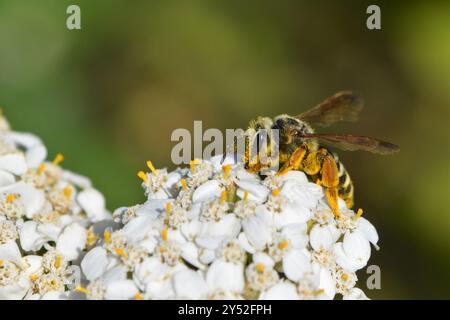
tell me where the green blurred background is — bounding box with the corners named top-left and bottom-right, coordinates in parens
top-left (1, 0), bottom-right (449, 299)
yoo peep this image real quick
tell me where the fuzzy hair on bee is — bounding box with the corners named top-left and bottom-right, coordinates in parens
top-left (242, 92), bottom-right (399, 217)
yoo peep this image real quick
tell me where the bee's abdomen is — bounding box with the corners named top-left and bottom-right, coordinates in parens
top-left (332, 153), bottom-right (354, 209)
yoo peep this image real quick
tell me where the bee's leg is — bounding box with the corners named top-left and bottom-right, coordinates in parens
top-left (276, 147), bottom-right (307, 176)
top-left (319, 150), bottom-right (340, 218)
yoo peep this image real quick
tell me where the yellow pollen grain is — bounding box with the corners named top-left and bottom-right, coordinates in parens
top-left (243, 191), bottom-right (249, 201)
top-left (161, 228), bottom-right (168, 241)
top-left (75, 287), bottom-right (91, 295)
top-left (63, 186), bottom-right (72, 198)
top-left (54, 255), bottom-right (62, 269)
top-left (314, 289), bottom-right (325, 296)
top-left (134, 293), bottom-right (144, 300)
top-left (220, 190), bottom-right (227, 204)
top-left (6, 194), bottom-right (15, 203)
top-left (29, 273), bottom-right (39, 281)
top-left (180, 179), bottom-right (187, 190)
top-left (146, 160), bottom-right (158, 175)
top-left (222, 164), bottom-right (231, 178)
top-left (137, 171), bottom-right (148, 182)
top-left (37, 163), bottom-right (46, 175)
top-left (341, 273), bottom-right (349, 281)
top-left (104, 230), bottom-right (111, 245)
top-left (355, 208), bottom-right (363, 220)
top-left (255, 263), bottom-right (265, 273)
top-left (278, 240), bottom-right (289, 250)
top-left (165, 202), bottom-right (172, 217)
top-left (53, 153), bottom-right (64, 166)
top-left (87, 229), bottom-right (97, 246)
top-left (190, 159), bottom-right (200, 173)
top-left (271, 189), bottom-right (281, 197)
top-left (115, 248), bottom-right (128, 258)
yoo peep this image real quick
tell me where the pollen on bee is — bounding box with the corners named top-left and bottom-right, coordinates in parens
top-left (146, 160), bottom-right (158, 175)
top-left (53, 153), bottom-right (64, 166)
top-left (137, 171), bottom-right (148, 182)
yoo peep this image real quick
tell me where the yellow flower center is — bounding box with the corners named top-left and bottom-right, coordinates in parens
top-left (255, 263), bottom-right (265, 273)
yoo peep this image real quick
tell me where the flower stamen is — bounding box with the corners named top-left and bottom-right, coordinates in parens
top-left (104, 230), bottom-right (111, 245)
top-left (53, 153), bottom-right (64, 166)
top-left (180, 179), bottom-right (187, 190)
top-left (271, 189), bottom-right (281, 197)
top-left (6, 194), bottom-right (15, 203)
top-left (137, 171), bottom-right (148, 182)
top-left (36, 163), bottom-right (46, 176)
top-left (255, 263), bottom-right (265, 273)
top-left (75, 286), bottom-right (91, 295)
top-left (220, 190), bottom-right (227, 204)
top-left (146, 161), bottom-right (158, 175)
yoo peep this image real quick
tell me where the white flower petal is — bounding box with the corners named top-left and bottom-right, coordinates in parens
top-left (19, 221), bottom-right (49, 252)
top-left (260, 281), bottom-right (298, 300)
top-left (81, 247), bottom-right (109, 281)
top-left (283, 250), bottom-right (311, 282)
top-left (206, 260), bottom-right (244, 292)
top-left (310, 224), bottom-right (333, 251)
top-left (343, 287), bottom-right (370, 300)
top-left (192, 180), bottom-right (222, 203)
top-left (357, 217), bottom-right (379, 249)
top-left (173, 269), bottom-right (208, 299)
top-left (0, 170), bottom-right (15, 187)
top-left (0, 182), bottom-right (45, 218)
top-left (56, 223), bottom-right (87, 261)
top-left (0, 153), bottom-right (27, 175)
top-left (0, 241), bottom-right (23, 265)
top-left (236, 180), bottom-right (269, 203)
top-left (77, 188), bottom-right (109, 222)
top-left (105, 280), bottom-right (138, 300)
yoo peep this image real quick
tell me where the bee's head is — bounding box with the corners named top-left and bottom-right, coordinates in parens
top-left (271, 115), bottom-right (313, 147)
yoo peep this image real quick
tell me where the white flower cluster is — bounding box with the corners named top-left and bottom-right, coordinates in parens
top-left (0, 114), bottom-right (112, 299)
top-left (80, 154), bottom-right (379, 300)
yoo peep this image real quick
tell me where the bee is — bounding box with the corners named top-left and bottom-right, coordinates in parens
top-left (241, 91), bottom-right (399, 217)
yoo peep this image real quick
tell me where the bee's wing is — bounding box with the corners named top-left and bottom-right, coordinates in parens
top-left (300, 133), bottom-right (400, 155)
top-left (296, 91), bottom-right (363, 127)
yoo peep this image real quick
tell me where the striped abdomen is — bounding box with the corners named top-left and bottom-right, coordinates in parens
top-left (332, 152), bottom-right (354, 209)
